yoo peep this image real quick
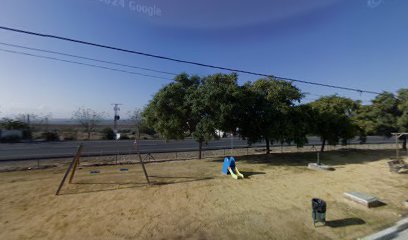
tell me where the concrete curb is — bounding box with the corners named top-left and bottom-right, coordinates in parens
top-left (361, 218), bottom-right (408, 240)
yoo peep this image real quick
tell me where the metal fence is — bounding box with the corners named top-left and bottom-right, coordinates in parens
top-left (0, 143), bottom-right (406, 172)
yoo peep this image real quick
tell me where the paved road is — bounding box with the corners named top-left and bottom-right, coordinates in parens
top-left (0, 136), bottom-right (394, 161)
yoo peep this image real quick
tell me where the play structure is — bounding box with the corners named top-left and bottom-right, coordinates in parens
top-left (392, 133), bottom-right (408, 160)
top-left (222, 156), bottom-right (244, 179)
top-left (388, 133), bottom-right (408, 173)
top-left (56, 141), bottom-right (150, 195)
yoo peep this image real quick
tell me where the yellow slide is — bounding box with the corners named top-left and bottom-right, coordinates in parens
top-left (235, 167), bottom-right (244, 179)
top-left (228, 167), bottom-right (244, 180)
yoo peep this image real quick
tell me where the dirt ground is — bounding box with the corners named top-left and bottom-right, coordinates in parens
top-left (0, 150), bottom-right (407, 240)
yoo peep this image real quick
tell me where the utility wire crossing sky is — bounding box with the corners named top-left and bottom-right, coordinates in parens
top-left (0, 0), bottom-right (406, 118)
top-left (0, 26), bottom-right (382, 95)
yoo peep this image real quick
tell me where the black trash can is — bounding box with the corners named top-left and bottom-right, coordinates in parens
top-left (312, 198), bottom-right (326, 226)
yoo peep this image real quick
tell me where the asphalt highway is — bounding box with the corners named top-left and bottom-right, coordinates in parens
top-left (0, 136), bottom-right (394, 161)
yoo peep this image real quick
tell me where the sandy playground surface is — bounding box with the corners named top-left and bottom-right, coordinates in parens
top-left (0, 150), bottom-right (407, 240)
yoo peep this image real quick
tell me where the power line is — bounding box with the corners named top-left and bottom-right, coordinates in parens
top-left (0, 46), bottom-right (374, 103)
top-left (1, 44), bottom-right (362, 102)
top-left (0, 25), bottom-right (382, 95)
top-left (0, 42), bottom-right (177, 76)
top-left (0, 48), bottom-right (173, 81)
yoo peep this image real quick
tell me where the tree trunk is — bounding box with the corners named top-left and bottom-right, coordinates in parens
top-left (265, 137), bottom-right (270, 154)
top-left (87, 131), bottom-right (91, 140)
top-left (320, 138), bottom-right (326, 152)
top-left (198, 140), bottom-right (203, 159)
top-left (402, 136), bottom-right (407, 150)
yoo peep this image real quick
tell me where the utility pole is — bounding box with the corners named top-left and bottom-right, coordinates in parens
top-left (45, 117), bottom-right (49, 132)
top-left (112, 104), bottom-right (122, 138)
top-left (27, 114), bottom-right (30, 128)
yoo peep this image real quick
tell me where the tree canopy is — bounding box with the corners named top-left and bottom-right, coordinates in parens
top-left (237, 78), bottom-right (304, 153)
top-left (0, 118), bottom-right (30, 130)
top-left (309, 95), bottom-right (358, 152)
top-left (144, 73), bottom-right (241, 158)
top-left (354, 90), bottom-right (408, 149)
top-left (143, 72), bottom-right (408, 155)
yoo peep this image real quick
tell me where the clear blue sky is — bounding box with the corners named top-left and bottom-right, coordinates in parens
top-left (0, 0), bottom-right (407, 119)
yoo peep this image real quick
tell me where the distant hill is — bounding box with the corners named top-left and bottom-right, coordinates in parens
top-left (45, 119), bottom-right (134, 126)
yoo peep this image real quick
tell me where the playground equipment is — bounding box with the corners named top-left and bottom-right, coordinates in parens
top-left (55, 142), bottom-right (150, 195)
top-left (222, 156), bottom-right (244, 179)
top-left (388, 133), bottom-right (408, 173)
top-left (392, 133), bottom-right (408, 160)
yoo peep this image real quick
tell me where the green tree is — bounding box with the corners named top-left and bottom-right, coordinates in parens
top-left (144, 73), bottom-right (204, 157)
top-left (0, 118), bottom-right (29, 130)
top-left (144, 73), bottom-right (200, 139)
top-left (371, 92), bottom-right (400, 136)
top-left (192, 73), bottom-right (242, 157)
top-left (144, 73), bottom-right (241, 159)
top-left (283, 104), bottom-right (313, 147)
top-left (397, 89), bottom-right (408, 149)
top-left (236, 82), bottom-right (266, 149)
top-left (353, 90), bottom-right (408, 149)
top-left (101, 127), bottom-right (115, 140)
top-left (309, 96), bottom-right (358, 152)
top-left (0, 118), bottom-right (31, 141)
top-left (237, 78), bottom-right (304, 153)
top-left (352, 104), bottom-right (378, 143)
top-left (192, 73), bottom-right (241, 132)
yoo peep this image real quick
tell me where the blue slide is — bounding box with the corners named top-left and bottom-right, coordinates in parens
top-left (222, 156), bottom-right (244, 179)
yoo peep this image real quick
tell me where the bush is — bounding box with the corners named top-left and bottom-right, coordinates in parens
top-left (0, 135), bottom-right (21, 143)
top-left (120, 134), bottom-right (130, 140)
top-left (42, 132), bottom-right (59, 141)
top-left (120, 129), bottom-right (131, 133)
top-left (0, 118), bottom-right (32, 140)
top-left (62, 132), bottom-right (77, 141)
top-left (102, 128), bottom-right (115, 140)
top-left (22, 129), bottom-right (32, 140)
top-left (63, 136), bottom-right (76, 141)
top-left (139, 125), bottom-right (156, 136)
top-left (0, 118), bottom-right (29, 130)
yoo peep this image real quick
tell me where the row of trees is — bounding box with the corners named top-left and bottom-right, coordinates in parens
top-left (71, 107), bottom-right (155, 140)
top-left (143, 73), bottom-right (408, 158)
top-left (0, 108), bottom-right (154, 142)
top-left (353, 90), bottom-right (408, 149)
top-left (0, 118), bottom-right (32, 142)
